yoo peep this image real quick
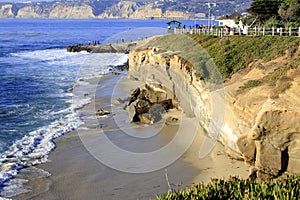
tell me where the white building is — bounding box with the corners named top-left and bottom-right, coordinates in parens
top-left (216, 12), bottom-right (242, 28)
top-left (216, 19), bottom-right (238, 28)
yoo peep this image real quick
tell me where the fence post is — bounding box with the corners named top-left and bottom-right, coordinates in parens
top-left (263, 27), bottom-right (265, 36)
top-left (289, 27), bottom-right (292, 36)
top-left (254, 27), bottom-right (257, 35)
top-left (280, 27), bottom-right (283, 36)
top-left (220, 28), bottom-right (223, 37)
top-left (272, 27), bottom-right (275, 36)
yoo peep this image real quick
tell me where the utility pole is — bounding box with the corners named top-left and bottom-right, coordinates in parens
top-left (206, 3), bottom-right (216, 32)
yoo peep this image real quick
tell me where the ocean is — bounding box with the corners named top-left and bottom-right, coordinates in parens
top-left (0, 18), bottom-right (212, 198)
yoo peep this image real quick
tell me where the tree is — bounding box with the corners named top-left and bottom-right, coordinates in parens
top-left (247, 0), bottom-right (283, 23)
top-left (278, 0), bottom-right (300, 23)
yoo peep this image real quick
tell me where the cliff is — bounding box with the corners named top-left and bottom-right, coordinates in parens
top-left (128, 34), bottom-right (300, 179)
top-left (0, 1), bottom-right (188, 19)
top-left (0, 0), bottom-right (252, 19)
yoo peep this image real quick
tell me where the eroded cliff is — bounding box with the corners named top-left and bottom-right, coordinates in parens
top-left (128, 34), bottom-right (300, 179)
top-left (0, 1), bottom-right (189, 19)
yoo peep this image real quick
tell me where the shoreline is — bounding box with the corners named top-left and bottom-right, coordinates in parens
top-left (15, 73), bottom-right (249, 200)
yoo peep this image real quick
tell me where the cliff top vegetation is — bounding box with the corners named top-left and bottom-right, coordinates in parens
top-left (157, 174), bottom-right (300, 199)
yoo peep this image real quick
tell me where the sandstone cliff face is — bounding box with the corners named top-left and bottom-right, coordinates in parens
top-left (128, 35), bottom-right (300, 178)
top-left (49, 4), bottom-right (95, 18)
top-left (98, 1), bottom-right (137, 19)
top-left (0, 1), bottom-right (189, 19)
top-left (16, 5), bottom-right (48, 18)
top-left (234, 66), bottom-right (300, 178)
top-left (131, 4), bottom-right (163, 19)
top-left (94, 1), bottom-right (189, 19)
top-left (0, 4), bottom-right (14, 18)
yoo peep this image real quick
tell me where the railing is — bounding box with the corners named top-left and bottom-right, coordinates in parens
top-left (173, 27), bottom-right (300, 37)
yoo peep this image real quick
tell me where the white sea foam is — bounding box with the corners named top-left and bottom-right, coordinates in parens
top-left (11, 49), bottom-right (89, 66)
top-left (0, 50), bottom-right (128, 198)
top-left (0, 108), bottom-right (84, 197)
top-left (0, 179), bottom-right (31, 198)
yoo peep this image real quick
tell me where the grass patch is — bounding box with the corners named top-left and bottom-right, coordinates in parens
top-left (188, 35), bottom-right (300, 79)
top-left (270, 76), bottom-right (293, 99)
top-left (262, 67), bottom-right (290, 87)
top-left (238, 66), bottom-right (291, 94)
top-left (157, 174), bottom-right (300, 200)
top-left (239, 80), bottom-right (263, 91)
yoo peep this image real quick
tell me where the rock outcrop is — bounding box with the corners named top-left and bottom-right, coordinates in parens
top-left (126, 84), bottom-right (176, 124)
top-left (128, 35), bottom-right (300, 179)
top-left (67, 41), bottom-right (138, 54)
top-left (0, 4), bottom-right (14, 18)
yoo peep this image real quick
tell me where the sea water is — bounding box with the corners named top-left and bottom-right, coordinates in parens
top-left (0, 18), bottom-right (210, 198)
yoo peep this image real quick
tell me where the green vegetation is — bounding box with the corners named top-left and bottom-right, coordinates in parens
top-left (189, 35), bottom-right (300, 79)
top-left (247, 0), bottom-right (283, 24)
top-left (157, 174), bottom-right (300, 200)
top-left (237, 66), bottom-right (292, 94)
top-left (239, 80), bottom-right (263, 90)
top-left (246, 0), bottom-right (300, 27)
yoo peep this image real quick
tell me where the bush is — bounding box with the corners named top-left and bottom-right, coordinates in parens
top-left (285, 22), bottom-right (300, 28)
top-left (239, 80), bottom-right (263, 90)
top-left (264, 16), bottom-right (282, 28)
top-left (157, 175), bottom-right (300, 200)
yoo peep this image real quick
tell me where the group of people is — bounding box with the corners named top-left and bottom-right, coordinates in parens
top-left (223, 25), bottom-right (248, 35)
top-left (168, 22), bottom-right (250, 36)
top-left (88, 40), bottom-right (101, 45)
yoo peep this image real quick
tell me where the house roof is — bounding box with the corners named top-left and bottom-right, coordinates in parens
top-left (217, 12), bottom-right (242, 20)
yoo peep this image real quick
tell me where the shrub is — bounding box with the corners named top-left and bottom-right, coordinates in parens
top-left (157, 174), bottom-right (300, 200)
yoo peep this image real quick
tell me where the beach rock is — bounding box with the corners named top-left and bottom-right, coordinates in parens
top-left (138, 113), bottom-right (152, 124)
top-left (128, 87), bottom-right (140, 106)
top-left (67, 44), bottom-right (93, 52)
top-left (67, 42), bottom-right (138, 54)
top-left (149, 104), bottom-right (166, 123)
top-left (126, 84), bottom-right (176, 124)
top-left (96, 109), bottom-right (111, 116)
top-left (127, 101), bottom-right (139, 122)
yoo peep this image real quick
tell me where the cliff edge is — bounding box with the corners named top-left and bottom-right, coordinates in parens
top-left (128, 34), bottom-right (300, 179)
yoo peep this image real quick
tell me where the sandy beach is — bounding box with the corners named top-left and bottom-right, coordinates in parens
top-left (15, 73), bottom-right (249, 200)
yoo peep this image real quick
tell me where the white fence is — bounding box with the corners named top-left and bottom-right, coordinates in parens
top-left (173, 27), bottom-right (300, 37)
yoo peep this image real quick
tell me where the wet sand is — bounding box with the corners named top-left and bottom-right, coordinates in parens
top-left (15, 74), bottom-right (248, 200)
